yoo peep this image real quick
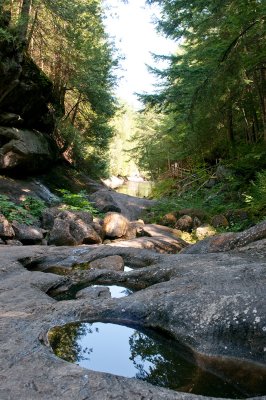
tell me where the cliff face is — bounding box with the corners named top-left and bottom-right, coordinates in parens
top-left (0, 35), bottom-right (59, 175)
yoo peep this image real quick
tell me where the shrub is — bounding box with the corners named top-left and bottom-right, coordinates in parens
top-left (0, 195), bottom-right (46, 225)
top-left (245, 170), bottom-right (266, 214)
top-left (57, 189), bottom-right (100, 215)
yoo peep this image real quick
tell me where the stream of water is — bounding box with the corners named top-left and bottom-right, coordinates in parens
top-left (116, 181), bottom-right (153, 198)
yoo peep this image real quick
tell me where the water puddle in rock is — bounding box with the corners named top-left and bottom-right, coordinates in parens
top-left (93, 285), bottom-right (132, 298)
top-left (48, 321), bottom-right (254, 398)
top-left (54, 283), bottom-right (132, 301)
top-left (49, 265), bottom-right (134, 301)
top-left (124, 266), bottom-right (133, 272)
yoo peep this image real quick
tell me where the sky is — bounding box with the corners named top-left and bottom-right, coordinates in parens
top-left (103, 0), bottom-right (177, 108)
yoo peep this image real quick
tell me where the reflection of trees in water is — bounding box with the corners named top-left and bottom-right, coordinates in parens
top-left (49, 323), bottom-right (95, 363)
top-left (129, 331), bottom-right (192, 390)
top-left (49, 323), bottom-right (244, 398)
top-left (121, 288), bottom-right (133, 296)
top-left (128, 331), bottom-right (244, 398)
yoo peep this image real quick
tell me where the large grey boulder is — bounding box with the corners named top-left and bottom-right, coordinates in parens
top-left (0, 176), bottom-right (59, 206)
top-left (12, 222), bottom-right (45, 245)
top-left (48, 219), bottom-right (77, 246)
top-left (42, 208), bottom-right (94, 230)
top-left (89, 188), bottom-right (156, 220)
top-left (47, 209), bottom-right (102, 246)
top-left (0, 127), bottom-right (55, 173)
top-left (89, 255), bottom-right (124, 271)
top-left (107, 235), bottom-right (188, 253)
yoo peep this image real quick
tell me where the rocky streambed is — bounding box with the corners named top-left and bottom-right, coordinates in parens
top-left (1, 175), bottom-right (266, 399)
top-left (1, 234), bottom-right (266, 399)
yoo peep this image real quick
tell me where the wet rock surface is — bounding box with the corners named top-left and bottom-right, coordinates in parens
top-left (1, 243), bottom-right (266, 399)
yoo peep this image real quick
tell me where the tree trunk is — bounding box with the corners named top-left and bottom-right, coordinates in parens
top-left (18, 0), bottom-right (31, 43)
top-left (26, 6), bottom-right (38, 51)
top-left (71, 93), bottom-right (82, 125)
top-left (254, 67), bottom-right (266, 142)
top-left (261, 68), bottom-right (266, 142)
top-left (226, 106), bottom-right (235, 153)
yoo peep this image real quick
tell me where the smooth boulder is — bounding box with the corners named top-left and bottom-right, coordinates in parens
top-left (103, 212), bottom-right (130, 238)
top-left (47, 209), bottom-right (101, 246)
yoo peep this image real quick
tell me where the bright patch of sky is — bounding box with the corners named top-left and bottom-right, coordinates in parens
top-left (103, 0), bottom-right (177, 108)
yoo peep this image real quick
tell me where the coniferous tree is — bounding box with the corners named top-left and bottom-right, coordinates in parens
top-left (142, 0), bottom-right (266, 172)
top-left (0, 0), bottom-right (118, 176)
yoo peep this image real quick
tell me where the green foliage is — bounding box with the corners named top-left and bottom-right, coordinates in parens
top-left (0, 27), bottom-right (13, 42)
top-left (37, 0), bottom-right (118, 175)
top-left (22, 196), bottom-right (46, 219)
top-left (129, 109), bottom-right (169, 179)
top-left (150, 178), bottom-right (177, 198)
top-left (245, 171), bottom-right (266, 214)
top-left (144, 163), bottom-right (265, 231)
top-left (48, 322), bottom-right (89, 363)
top-left (57, 189), bottom-right (99, 215)
top-left (2, 0), bottom-right (118, 177)
top-left (140, 0), bottom-right (266, 176)
top-left (0, 195), bottom-right (46, 225)
top-left (108, 103), bottom-right (142, 177)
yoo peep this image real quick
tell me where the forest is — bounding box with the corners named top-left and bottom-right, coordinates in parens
top-left (0, 0), bottom-right (265, 224)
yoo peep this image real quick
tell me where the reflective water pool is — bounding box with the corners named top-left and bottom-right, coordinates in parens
top-left (92, 285), bottom-right (132, 298)
top-left (116, 181), bottom-right (153, 198)
top-left (48, 322), bottom-right (250, 398)
top-left (53, 283), bottom-right (132, 301)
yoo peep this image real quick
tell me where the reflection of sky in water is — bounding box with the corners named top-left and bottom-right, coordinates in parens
top-left (49, 321), bottom-right (253, 398)
top-left (92, 285), bottom-right (132, 298)
top-left (76, 323), bottom-right (153, 377)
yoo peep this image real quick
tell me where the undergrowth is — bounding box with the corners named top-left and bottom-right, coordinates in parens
top-left (0, 195), bottom-right (46, 225)
top-left (57, 189), bottom-right (100, 216)
top-left (146, 165), bottom-right (266, 232)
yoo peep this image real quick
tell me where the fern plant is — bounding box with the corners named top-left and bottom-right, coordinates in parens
top-left (0, 195), bottom-right (46, 225)
top-left (57, 189), bottom-right (100, 215)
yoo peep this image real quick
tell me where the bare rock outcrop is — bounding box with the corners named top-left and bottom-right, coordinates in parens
top-left (89, 255), bottom-right (124, 271)
top-left (0, 127), bottom-right (55, 173)
top-left (89, 188), bottom-right (156, 220)
top-left (0, 244), bottom-right (266, 399)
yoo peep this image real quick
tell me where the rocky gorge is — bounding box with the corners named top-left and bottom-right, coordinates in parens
top-left (1, 173), bottom-right (266, 399)
top-left (1, 21), bottom-right (266, 400)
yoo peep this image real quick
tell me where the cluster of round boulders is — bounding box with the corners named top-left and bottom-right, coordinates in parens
top-left (0, 210), bottom-right (146, 247)
top-left (0, 213), bottom-right (46, 246)
top-left (159, 206), bottom-right (254, 243)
